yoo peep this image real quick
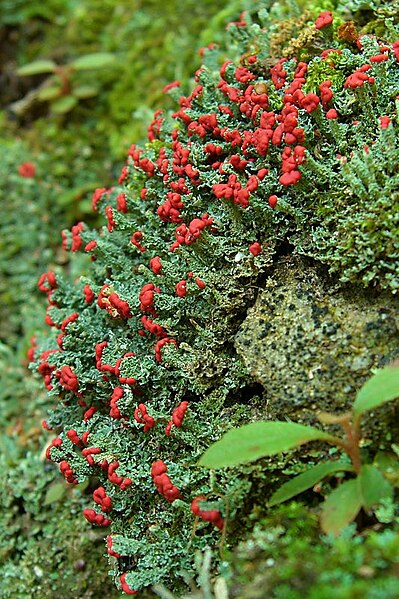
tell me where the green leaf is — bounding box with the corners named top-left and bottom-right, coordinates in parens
top-left (51, 95), bottom-right (78, 114)
top-left (320, 478), bottom-right (362, 535)
top-left (268, 461), bottom-right (354, 507)
top-left (17, 59), bottom-right (56, 76)
top-left (73, 85), bottom-right (99, 99)
top-left (358, 465), bottom-right (393, 510)
top-left (198, 422), bottom-right (337, 469)
top-left (71, 53), bottom-right (115, 71)
top-left (37, 86), bottom-right (61, 101)
top-left (57, 182), bottom-right (99, 207)
top-left (353, 366), bottom-right (399, 416)
top-left (43, 481), bottom-right (66, 505)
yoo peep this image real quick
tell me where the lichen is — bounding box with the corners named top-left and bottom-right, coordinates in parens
top-left (27, 0), bottom-right (399, 594)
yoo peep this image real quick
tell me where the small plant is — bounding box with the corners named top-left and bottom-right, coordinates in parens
top-left (199, 366), bottom-right (399, 536)
top-left (17, 52), bottom-right (115, 114)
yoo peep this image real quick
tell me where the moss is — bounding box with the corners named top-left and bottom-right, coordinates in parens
top-left (228, 503), bottom-right (399, 599)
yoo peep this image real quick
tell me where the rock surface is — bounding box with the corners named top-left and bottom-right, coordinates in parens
top-left (235, 257), bottom-right (399, 431)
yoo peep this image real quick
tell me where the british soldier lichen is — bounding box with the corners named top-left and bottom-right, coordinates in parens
top-left (31, 1), bottom-right (399, 594)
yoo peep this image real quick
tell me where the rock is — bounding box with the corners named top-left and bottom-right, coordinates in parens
top-left (235, 257), bottom-right (399, 434)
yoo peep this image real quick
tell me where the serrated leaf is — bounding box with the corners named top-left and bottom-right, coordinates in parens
top-left (320, 478), bottom-right (362, 535)
top-left (268, 461), bottom-right (354, 507)
top-left (71, 53), bottom-right (115, 71)
top-left (37, 86), bottom-right (61, 101)
top-left (358, 465), bottom-right (393, 510)
top-left (199, 422), bottom-right (337, 469)
top-left (353, 366), bottom-right (399, 416)
top-left (17, 59), bottom-right (56, 76)
top-left (51, 95), bottom-right (78, 114)
top-left (43, 481), bottom-right (66, 505)
top-left (73, 85), bottom-right (99, 99)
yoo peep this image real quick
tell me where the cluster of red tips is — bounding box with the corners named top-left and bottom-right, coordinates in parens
top-left (18, 161), bottom-right (36, 178)
top-left (95, 341), bottom-right (112, 373)
top-left (379, 116), bottom-right (391, 129)
top-left (110, 386), bottom-right (126, 420)
top-left (165, 401), bottom-right (189, 436)
top-left (83, 406), bottom-right (97, 421)
top-left (268, 194), bottom-right (278, 208)
top-left (315, 11), bottom-right (333, 30)
top-left (300, 93), bottom-right (320, 114)
top-left (195, 278), bottom-right (206, 289)
top-left (191, 496), bottom-right (224, 531)
top-left (59, 460), bottom-right (78, 484)
top-left (56, 365), bottom-right (79, 393)
top-left (120, 573), bottom-right (138, 595)
top-left (279, 145), bottom-right (305, 186)
top-left (45, 436), bottom-right (62, 460)
top-left (27, 336), bottom-right (37, 362)
top-left (249, 242), bottom-right (262, 256)
top-left (84, 240), bottom-right (97, 253)
top-left (82, 446), bottom-right (102, 466)
top-left (118, 165), bottom-right (129, 184)
top-left (66, 429), bottom-right (89, 446)
top-left (91, 187), bottom-right (107, 211)
top-left (128, 146), bottom-right (156, 177)
top-left (344, 65), bottom-right (375, 89)
top-left (116, 192), bottom-right (128, 213)
top-left (212, 174), bottom-right (256, 208)
top-left (157, 192), bottom-right (184, 223)
top-left (151, 460), bottom-right (180, 502)
top-left (37, 349), bottom-right (59, 389)
top-left (98, 285), bottom-right (132, 319)
top-left (319, 80), bottom-right (333, 107)
top-left (131, 231), bottom-right (146, 252)
top-left (63, 222), bottom-right (84, 252)
top-left (107, 535), bottom-right (121, 558)
top-left (139, 283), bottom-right (160, 316)
top-left (61, 312), bottom-right (79, 331)
top-left (154, 337), bottom-right (177, 362)
top-left (170, 214), bottom-right (213, 251)
top-left (141, 315), bottom-right (167, 338)
top-left (38, 271), bottom-right (57, 294)
top-left (326, 109), bottom-right (338, 120)
top-left (175, 280), bottom-right (187, 297)
top-left (134, 404), bottom-right (156, 432)
top-left (108, 461), bottom-right (132, 490)
top-left (150, 256), bottom-right (162, 274)
top-left (148, 109), bottom-right (164, 141)
top-left (83, 508), bottom-right (111, 527)
top-left (95, 342), bottom-right (136, 384)
top-left (105, 205), bottom-right (116, 232)
top-left (83, 284), bottom-right (95, 303)
top-left (93, 486), bottom-right (113, 513)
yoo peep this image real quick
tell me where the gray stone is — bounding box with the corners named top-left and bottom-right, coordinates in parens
top-left (235, 257), bottom-right (399, 433)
